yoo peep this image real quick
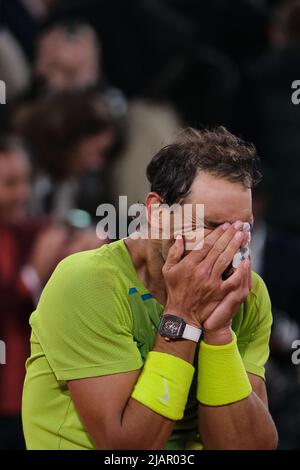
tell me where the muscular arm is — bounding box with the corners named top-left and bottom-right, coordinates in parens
top-left (196, 246), bottom-right (277, 450)
top-left (198, 372), bottom-right (278, 450)
top-left (68, 336), bottom-right (196, 450)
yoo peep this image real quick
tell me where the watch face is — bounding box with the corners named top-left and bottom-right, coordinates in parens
top-left (159, 315), bottom-right (185, 339)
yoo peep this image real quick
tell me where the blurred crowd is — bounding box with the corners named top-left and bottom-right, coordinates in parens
top-left (0, 0), bottom-right (300, 449)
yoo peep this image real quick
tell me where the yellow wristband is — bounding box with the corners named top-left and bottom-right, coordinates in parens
top-left (131, 351), bottom-right (194, 421)
top-left (197, 332), bottom-right (252, 406)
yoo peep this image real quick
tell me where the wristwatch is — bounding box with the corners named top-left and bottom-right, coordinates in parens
top-left (158, 314), bottom-right (202, 342)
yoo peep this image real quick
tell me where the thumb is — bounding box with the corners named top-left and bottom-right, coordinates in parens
top-left (164, 235), bottom-right (184, 271)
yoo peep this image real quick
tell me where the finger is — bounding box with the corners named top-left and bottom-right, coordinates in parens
top-left (163, 235), bottom-right (185, 271)
top-left (221, 259), bottom-right (250, 296)
top-left (220, 261), bottom-right (244, 295)
top-left (237, 257), bottom-right (252, 292)
top-left (239, 259), bottom-right (252, 300)
top-left (202, 221), bottom-right (244, 271)
top-left (204, 261), bottom-right (251, 331)
top-left (203, 290), bottom-right (238, 331)
top-left (211, 229), bottom-right (248, 278)
top-left (240, 259), bottom-right (251, 293)
top-left (198, 301), bottom-right (220, 327)
top-left (184, 222), bottom-right (231, 265)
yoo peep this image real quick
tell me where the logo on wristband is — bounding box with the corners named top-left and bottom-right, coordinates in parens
top-left (159, 377), bottom-right (169, 403)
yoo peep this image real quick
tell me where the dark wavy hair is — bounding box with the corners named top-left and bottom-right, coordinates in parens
top-left (146, 126), bottom-right (262, 205)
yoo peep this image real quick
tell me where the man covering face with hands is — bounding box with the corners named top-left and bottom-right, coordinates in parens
top-left (22, 127), bottom-right (278, 450)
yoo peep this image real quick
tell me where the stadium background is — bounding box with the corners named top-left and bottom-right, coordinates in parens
top-left (0, 0), bottom-right (300, 450)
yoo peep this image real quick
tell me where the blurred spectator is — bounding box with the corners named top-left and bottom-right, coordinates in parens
top-left (149, 47), bottom-right (239, 128)
top-left (251, 186), bottom-right (300, 448)
top-left (1, 0), bottom-right (269, 98)
top-left (266, 307), bottom-right (300, 449)
top-left (31, 18), bottom-right (128, 121)
top-left (141, 0), bottom-right (269, 67)
top-left (0, 29), bottom-right (31, 101)
top-left (42, 0), bottom-right (268, 96)
top-left (115, 99), bottom-right (180, 207)
top-left (0, 26), bottom-right (31, 130)
top-left (1, 0), bottom-right (59, 60)
top-left (233, 0), bottom-right (300, 235)
top-left (2, 18), bottom-right (127, 136)
top-left (0, 136), bottom-right (51, 449)
top-left (117, 46), bottom-right (239, 207)
top-left (4, 19), bottom-right (128, 216)
top-left (40, 0), bottom-right (158, 96)
top-left (34, 20), bottom-right (101, 94)
top-left (251, 187), bottom-right (300, 326)
top-left (14, 92), bottom-right (123, 220)
top-left (0, 136), bottom-right (106, 449)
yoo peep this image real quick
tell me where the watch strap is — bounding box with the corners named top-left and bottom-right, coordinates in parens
top-left (182, 324), bottom-right (202, 342)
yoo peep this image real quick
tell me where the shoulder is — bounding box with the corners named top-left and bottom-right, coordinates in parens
top-left (249, 272), bottom-right (271, 308)
top-left (36, 245), bottom-right (133, 332)
top-left (40, 245), bottom-right (127, 312)
top-left (242, 271), bottom-right (272, 332)
top-left (54, 247), bottom-right (120, 288)
top-left (236, 273), bottom-right (272, 379)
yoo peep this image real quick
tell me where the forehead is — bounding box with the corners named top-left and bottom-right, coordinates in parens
top-left (0, 151), bottom-right (30, 178)
top-left (184, 172), bottom-right (252, 223)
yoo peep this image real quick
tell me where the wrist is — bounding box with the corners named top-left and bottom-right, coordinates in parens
top-left (154, 334), bottom-right (197, 364)
top-left (203, 326), bottom-right (233, 345)
top-left (197, 331), bottom-right (252, 406)
top-left (131, 351), bottom-right (195, 421)
top-left (163, 306), bottom-right (201, 329)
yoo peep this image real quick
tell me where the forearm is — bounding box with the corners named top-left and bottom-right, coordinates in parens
top-left (101, 335), bottom-right (197, 450)
top-left (116, 392), bottom-right (174, 450)
top-left (198, 391), bottom-right (278, 450)
top-left (197, 328), bottom-right (277, 450)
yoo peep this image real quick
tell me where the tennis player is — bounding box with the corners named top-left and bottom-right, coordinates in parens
top-left (22, 127), bottom-right (278, 450)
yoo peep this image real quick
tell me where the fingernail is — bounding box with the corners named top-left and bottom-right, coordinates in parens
top-left (176, 234), bottom-right (183, 241)
top-left (222, 222), bottom-right (231, 230)
top-left (243, 222), bottom-right (251, 232)
top-left (232, 252), bottom-right (242, 268)
top-left (235, 231), bottom-right (243, 240)
top-left (244, 232), bottom-right (251, 243)
top-left (233, 221), bottom-right (243, 230)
